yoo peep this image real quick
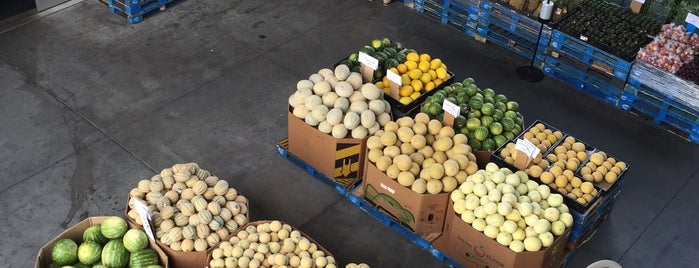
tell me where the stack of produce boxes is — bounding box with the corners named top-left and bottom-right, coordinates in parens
top-left (621, 24), bottom-right (699, 143)
top-left (476, 0), bottom-right (552, 65)
top-left (489, 121), bottom-right (628, 250)
top-left (410, 0), bottom-right (482, 37)
top-left (543, 0), bottom-right (662, 106)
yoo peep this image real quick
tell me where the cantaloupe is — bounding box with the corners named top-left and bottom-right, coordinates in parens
top-left (343, 112), bottom-right (360, 130)
top-left (331, 124), bottom-right (348, 139)
top-left (312, 81), bottom-right (332, 96)
top-left (297, 80), bottom-right (314, 91)
top-left (334, 64), bottom-right (351, 81)
top-left (360, 84), bottom-right (382, 100)
top-left (321, 92), bottom-right (339, 107)
top-left (325, 108), bottom-right (343, 126)
top-left (317, 121), bottom-right (333, 134)
top-left (335, 81), bottom-right (354, 97)
top-left (360, 110), bottom-right (376, 128)
top-left (304, 95), bottom-right (322, 110)
top-left (292, 105), bottom-right (309, 119)
top-left (318, 68), bottom-right (334, 80)
top-left (333, 97), bottom-right (350, 112)
top-left (308, 74), bottom-right (324, 84)
top-left (349, 101), bottom-right (369, 113)
top-left (351, 126), bottom-right (368, 139)
top-left (310, 105), bottom-right (329, 122)
top-left (368, 99), bottom-right (385, 114)
top-left (346, 73), bottom-right (363, 89)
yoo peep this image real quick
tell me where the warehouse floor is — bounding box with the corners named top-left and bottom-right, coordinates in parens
top-left (1, 0), bottom-right (698, 267)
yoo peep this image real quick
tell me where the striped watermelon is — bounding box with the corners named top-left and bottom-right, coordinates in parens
top-left (129, 248), bottom-right (159, 268)
top-left (83, 225), bottom-right (108, 246)
top-left (101, 240), bottom-right (129, 268)
top-left (122, 229), bottom-right (148, 253)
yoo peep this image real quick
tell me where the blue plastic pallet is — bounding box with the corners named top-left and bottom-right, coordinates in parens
top-left (479, 1), bottom-right (541, 41)
top-left (414, 0), bottom-right (479, 33)
top-left (550, 30), bottom-right (631, 80)
top-left (108, 0), bottom-right (162, 15)
top-left (275, 138), bottom-right (351, 197)
top-left (543, 56), bottom-right (622, 106)
top-left (108, 0), bottom-right (180, 24)
top-left (619, 84), bottom-right (699, 143)
top-left (477, 23), bottom-right (550, 62)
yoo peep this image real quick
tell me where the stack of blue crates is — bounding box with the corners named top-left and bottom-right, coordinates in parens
top-left (411, 0), bottom-right (481, 37)
top-left (108, 0), bottom-right (174, 24)
top-left (476, 0), bottom-right (549, 65)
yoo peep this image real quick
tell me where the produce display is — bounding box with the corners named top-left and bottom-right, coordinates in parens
top-left (288, 64), bottom-right (392, 139)
top-left (544, 136), bottom-right (592, 176)
top-left (127, 163), bottom-right (249, 252)
top-left (538, 165), bottom-right (599, 206)
top-left (496, 122), bottom-right (564, 176)
top-left (49, 216), bottom-right (163, 267)
top-left (375, 51), bottom-right (450, 105)
top-left (345, 263), bottom-right (370, 268)
top-left (366, 112), bottom-right (479, 194)
top-left (637, 24), bottom-right (699, 77)
top-left (559, 0), bottom-right (661, 59)
top-left (339, 38), bottom-right (407, 79)
top-left (208, 221), bottom-right (336, 268)
top-left (421, 78), bottom-right (524, 151)
top-left (450, 163), bottom-right (573, 252)
top-left (579, 151), bottom-right (627, 186)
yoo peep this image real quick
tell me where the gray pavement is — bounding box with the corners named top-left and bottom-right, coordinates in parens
top-left (1, 0), bottom-right (698, 267)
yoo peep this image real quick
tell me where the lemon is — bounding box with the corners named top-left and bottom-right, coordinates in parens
top-left (410, 91), bottom-right (421, 100)
top-left (433, 78), bottom-right (443, 87)
top-left (399, 96), bottom-right (413, 105)
top-left (411, 80), bottom-right (423, 92)
top-left (425, 81), bottom-right (435, 92)
top-left (375, 81), bottom-right (384, 89)
top-left (382, 87), bottom-right (390, 95)
top-left (401, 74), bottom-right (411, 86)
top-left (419, 53), bottom-right (431, 62)
top-left (428, 70), bottom-right (437, 81)
top-left (420, 73), bottom-right (432, 84)
top-left (406, 52), bottom-right (419, 62)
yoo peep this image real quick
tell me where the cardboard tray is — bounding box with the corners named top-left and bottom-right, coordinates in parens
top-left (489, 119), bottom-right (566, 171)
top-left (35, 216), bottom-right (169, 268)
top-left (206, 220), bottom-right (334, 266)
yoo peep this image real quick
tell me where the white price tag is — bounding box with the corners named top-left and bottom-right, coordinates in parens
top-left (358, 52), bottom-right (379, 71)
top-left (686, 13), bottom-right (699, 27)
top-left (514, 138), bottom-right (540, 159)
top-left (580, 35), bottom-right (588, 41)
top-left (442, 99), bottom-right (461, 118)
top-left (634, 0), bottom-right (646, 3)
top-left (133, 198), bottom-right (156, 242)
top-left (386, 69), bottom-right (402, 85)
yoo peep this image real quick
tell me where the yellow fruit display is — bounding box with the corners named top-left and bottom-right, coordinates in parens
top-left (375, 52), bottom-right (449, 104)
top-left (584, 151), bottom-right (626, 185)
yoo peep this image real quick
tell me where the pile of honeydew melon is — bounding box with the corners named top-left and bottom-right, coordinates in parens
top-left (450, 163), bottom-right (574, 252)
top-left (127, 163), bottom-right (249, 252)
top-left (366, 112), bottom-right (479, 194)
top-left (289, 64), bottom-right (392, 139)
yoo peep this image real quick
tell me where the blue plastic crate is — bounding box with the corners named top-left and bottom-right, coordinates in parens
top-left (275, 138), bottom-right (352, 197)
top-left (108, 0), bottom-right (176, 24)
top-left (479, 1), bottom-right (541, 40)
top-left (479, 22), bottom-right (551, 61)
top-left (107, 0), bottom-right (161, 15)
top-left (619, 84), bottom-right (699, 143)
top-left (543, 56), bottom-right (623, 106)
top-left (550, 30), bottom-right (632, 80)
top-left (568, 181), bottom-right (622, 243)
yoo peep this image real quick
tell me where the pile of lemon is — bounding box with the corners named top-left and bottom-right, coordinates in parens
top-left (376, 52), bottom-right (449, 105)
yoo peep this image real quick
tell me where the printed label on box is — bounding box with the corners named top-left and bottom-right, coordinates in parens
top-left (334, 143), bottom-right (361, 180)
top-left (133, 198), bottom-right (156, 241)
top-left (358, 52), bottom-right (379, 70)
top-left (686, 13), bottom-right (699, 27)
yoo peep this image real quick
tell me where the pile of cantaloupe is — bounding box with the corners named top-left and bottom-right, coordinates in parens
top-left (450, 163), bottom-right (573, 252)
top-left (366, 112), bottom-right (479, 194)
top-left (538, 166), bottom-right (599, 205)
top-left (580, 151), bottom-right (626, 185)
top-left (497, 123), bottom-right (563, 177)
top-left (289, 64), bottom-right (392, 139)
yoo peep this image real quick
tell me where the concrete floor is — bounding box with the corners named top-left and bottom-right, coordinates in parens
top-left (1, 0), bottom-right (698, 267)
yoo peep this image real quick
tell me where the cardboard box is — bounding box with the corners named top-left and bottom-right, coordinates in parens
top-left (35, 216), bottom-right (169, 268)
top-left (288, 106), bottom-right (366, 188)
top-left (362, 160), bottom-right (449, 240)
top-left (433, 200), bottom-right (570, 268)
top-left (207, 220), bottom-right (334, 265)
top-left (630, 0), bottom-right (643, 13)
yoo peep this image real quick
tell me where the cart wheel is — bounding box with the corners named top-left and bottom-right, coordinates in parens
top-left (586, 260), bottom-right (622, 268)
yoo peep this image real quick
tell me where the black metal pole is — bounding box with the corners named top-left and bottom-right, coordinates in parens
top-left (515, 10), bottom-right (550, 83)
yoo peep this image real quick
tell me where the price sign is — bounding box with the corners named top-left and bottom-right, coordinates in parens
top-left (580, 35), bottom-right (589, 41)
top-left (686, 13), bottom-right (699, 27)
top-left (634, 0), bottom-right (646, 3)
top-left (513, 138), bottom-right (540, 170)
top-left (386, 69), bottom-right (402, 85)
top-left (133, 198), bottom-right (156, 242)
top-left (442, 99), bottom-right (460, 127)
top-left (358, 52), bottom-right (379, 71)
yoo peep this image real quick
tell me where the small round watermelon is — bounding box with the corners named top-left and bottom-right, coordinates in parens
top-left (129, 248), bottom-right (159, 267)
top-left (51, 238), bottom-right (78, 266)
top-left (102, 240), bottom-right (129, 268)
top-left (122, 229), bottom-right (148, 253)
top-left (77, 241), bottom-right (102, 265)
top-left (83, 225), bottom-right (108, 246)
top-left (100, 217), bottom-right (128, 239)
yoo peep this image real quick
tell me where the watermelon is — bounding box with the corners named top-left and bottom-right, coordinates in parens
top-left (504, 131), bottom-right (516, 140)
top-left (468, 97), bottom-right (483, 110)
top-left (504, 110), bottom-right (518, 120)
top-left (506, 101), bottom-right (520, 111)
top-left (468, 139), bottom-right (482, 150)
top-left (360, 45), bottom-right (375, 55)
top-left (381, 37), bottom-right (393, 48)
top-left (83, 225), bottom-right (108, 246)
top-left (489, 122), bottom-right (503, 135)
top-left (455, 116), bottom-right (467, 129)
top-left (481, 116), bottom-right (494, 128)
top-left (462, 77), bottom-right (475, 84)
top-left (501, 117), bottom-right (515, 131)
top-left (494, 102), bottom-right (507, 113)
top-left (482, 88), bottom-right (496, 98)
top-left (465, 85), bottom-right (478, 96)
top-left (384, 47), bottom-right (398, 56)
top-left (466, 118), bottom-right (481, 130)
top-left (348, 53), bottom-right (358, 63)
top-left (77, 241), bottom-right (102, 265)
top-left (102, 240), bottom-right (129, 268)
top-left (371, 39), bottom-right (383, 50)
top-left (122, 229), bottom-right (148, 253)
top-left (482, 138), bottom-right (496, 151)
top-left (492, 110), bottom-right (504, 121)
top-left (494, 94), bottom-right (508, 104)
top-left (494, 135), bottom-right (508, 147)
top-left (385, 58), bottom-right (399, 69)
top-left (73, 262), bottom-right (91, 268)
top-left (481, 103), bottom-right (495, 116)
top-left (467, 110), bottom-right (481, 119)
top-left (92, 265), bottom-right (107, 268)
top-left (129, 248), bottom-right (159, 267)
top-left (51, 239), bottom-right (78, 266)
top-left (459, 127), bottom-right (469, 135)
top-left (100, 217), bottom-right (128, 239)
top-left (483, 96), bottom-right (495, 104)
top-left (474, 126), bottom-right (489, 141)
top-left (394, 52), bottom-right (407, 63)
top-left (512, 124), bottom-right (523, 136)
